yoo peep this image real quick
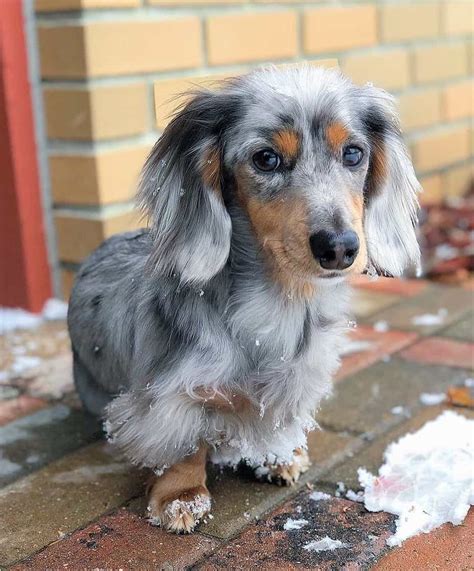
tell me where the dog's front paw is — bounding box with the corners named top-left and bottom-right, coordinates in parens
top-left (148, 486), bottom-right (211, 534)
top-left (256, 448), bottom-right (311, 486)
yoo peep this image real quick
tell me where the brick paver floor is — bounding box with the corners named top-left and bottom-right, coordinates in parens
top-left (1, 277), bottom-right (473, 570)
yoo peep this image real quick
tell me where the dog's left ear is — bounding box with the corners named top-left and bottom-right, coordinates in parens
top-left (138, 88), bottom-right (241, 284)
top-left (361, 87), bottom-right (421, 277)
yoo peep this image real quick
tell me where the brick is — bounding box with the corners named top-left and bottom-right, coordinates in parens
top-left (150, 0), bottom-right (245, 4)
top-left (443, 162), bottom-right (474, 198)
top-left (444, 1), bottom-right (474, 36)
top-left (13, 509), bottom-right (220, 570)
top-left (0, 396), bottom-right (46, 427)
top-left (320, 404), bottom-right (465, 490)
top-left (44, 84), bottom-right (149, 141)
top-left (39, 19), bottom-right (201, 79)
top-left (36, 0), bottom-right (139, 10)
top-left (54, 209), bottom-right (141, 263)
top-left (443, 79), bottom-right (474, 121)
top-left (61, 268), bottom-right (75, 300)
top-left (400, 337), bottom-right (474, 369)
top-left (318, 358), bottom-right (471, 437)
top-left (50, 145), bottom-right (149, 206)
top-left (381, 3), bottom-right (440, 42)
top-left (441, 312), bottom-right (474, 342)
top-left (336, 326), bottom-right (418, 382)
top-left (413, 126), bottom-right (470, 172)
top-left (197, 430), bottom-right (355, 540)
top-left (413, 42), bottom-right (468, 84)
top-left (342, 50), bottom-right (410, 91)
top-left (353, 289), bottom-right (400, 319)
top-left (0, 442), bottom-right (145, 566)
top-left (198, 492), bottom-right (395, 570)
top-left (154, 73), bottom-right (229, 130)
top-left (352, 276), bottom-right (428, 298)
top-left (0, 405), bottom-right (101, 487)
top-left (303, 5), bottom-right (377, 55)
top-left (419, 173), bottom-right (444, 205)
top-left (398, 88), bottom-right (442, 131)
top-left (374, 508), bottom-right (474, 570)
top-left (206, 12), bottom-right (297, 66)
top-left (153, 59), bottom-right (337, 129)
top-left (366, 284), bottom-right (473, 335)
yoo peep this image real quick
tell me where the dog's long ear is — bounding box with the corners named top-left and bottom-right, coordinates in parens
top-left (138, 88), bottom-right (241, 284)
top-left (361, 87), bottom-right (421, 277)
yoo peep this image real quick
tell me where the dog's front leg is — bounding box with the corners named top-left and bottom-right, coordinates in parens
top-left (257, 447), bottom-right (311, 486)
top-left (148, 444), bottom-right (211, 533)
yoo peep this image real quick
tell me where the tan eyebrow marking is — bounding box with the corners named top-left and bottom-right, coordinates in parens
top-left (272, 129), bottom-right (300, 160)
top-left (326, 122), bottom-right (350, 152)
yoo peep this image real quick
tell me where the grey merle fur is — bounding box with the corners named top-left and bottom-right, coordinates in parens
top-left (68, 66), bottom-right (420, 472)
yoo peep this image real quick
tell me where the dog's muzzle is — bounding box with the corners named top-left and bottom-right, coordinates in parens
top-left (309, 230), bottom-right (359, 270)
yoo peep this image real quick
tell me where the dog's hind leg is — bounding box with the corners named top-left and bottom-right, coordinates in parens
top-left (147, 444), bottom-right (211, 533)
top-left (72, 350), bottom-right (113, 417)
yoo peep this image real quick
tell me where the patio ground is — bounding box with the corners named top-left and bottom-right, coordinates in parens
top-left (1, 276), bottom-right (473, 570)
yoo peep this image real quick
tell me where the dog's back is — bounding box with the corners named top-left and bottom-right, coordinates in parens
top-left (68, 228), bottom-right (152, 415)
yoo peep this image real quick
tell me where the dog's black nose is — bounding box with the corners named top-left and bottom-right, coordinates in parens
top-left (310, 230), bottom-right (360, 270)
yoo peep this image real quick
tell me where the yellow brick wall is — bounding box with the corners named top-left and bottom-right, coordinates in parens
top-left (34, 0), bottom-right (474, 297)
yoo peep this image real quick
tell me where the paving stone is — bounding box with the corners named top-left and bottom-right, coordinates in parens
top-left (319, 405), bottom-right (474, 491)
top-left (12, 508), bottom-right (220, 571)
top-left (352, 276), bottom-right (428, 297)
top-left (366, 284), bottom-right (473, 335)
top-left (336, 326), bottom-right (418, 382)
top-left (185, 430), bottom-right (356, 540)
top-left (197, 490), bottom-right (395, 570)
top-left (0, 441), bottom-right (146, 566)
top-left (318, 358), bottom-right (471, 434)
top-left (439, 312), bottom-right (474, 342)
top-left (352, 289), bottom-right (401, 319)
top-left (373, 508), bottom-right (474, 571)
top-left (400, 337), bottom-right (474, 370)
top-left (0, 404), bottom-right (102, 487)
top-left (0, 395), bottom-right (47, 427)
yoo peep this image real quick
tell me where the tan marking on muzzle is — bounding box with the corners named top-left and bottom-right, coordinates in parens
top-left (237, 176), bottom-right (317, 298)
top-left (326, 123), bottom-right (349, 152)
top-left (272, 129), bottom-right (300, 161)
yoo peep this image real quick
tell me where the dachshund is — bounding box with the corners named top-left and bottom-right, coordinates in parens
top-left (68, 65), bottom-right (420, 533)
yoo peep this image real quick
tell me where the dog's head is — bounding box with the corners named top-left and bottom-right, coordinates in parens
top-left (139, 66), bottom-right (420, 292)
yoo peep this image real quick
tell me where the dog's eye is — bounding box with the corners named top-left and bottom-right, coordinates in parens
top-left (252, 149), bottom-right (281, 172)
top-left (342, 146), bottom-right (363, 167)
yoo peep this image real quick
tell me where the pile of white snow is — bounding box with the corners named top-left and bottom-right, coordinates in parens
top-left (0, 299), bottom-right (68, 334)
top-left (303, 537), bottom-right (349, 552)
top-left (358, 411), bottom-right (473, 546)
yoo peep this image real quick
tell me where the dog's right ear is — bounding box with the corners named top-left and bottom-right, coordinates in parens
top-left (138, 88), bottom-right (241, 285)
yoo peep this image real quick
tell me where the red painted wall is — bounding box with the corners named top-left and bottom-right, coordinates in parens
top-left (0, 0), bottom-right (52, 312)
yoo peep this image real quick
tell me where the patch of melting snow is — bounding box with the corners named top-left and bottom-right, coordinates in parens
top-left (309, 490), bottom-right (331, 501)
top-left (9, 355), bottom-right (41, 377)
top-left (335, 481), bottom-right (346, 497)
top-left (283, 518), bottom-right (308, 530)
top-left (391, 406), bottom-right (410, 417)
top-left (358, 411), bottom-right (473, 547)
top-left (303, 537), bottom-right (350, 552)
top-left (0, 299), bottom-right (68, 333)
top-left (373, 320), bottom-right (390, 333)
top-left (346, 489), bottom-right (364, 503)
top-left (419, 392), bottom-right (446, 406)
top-left (339, 340), bottom-right (373, 356)
top-left (411, 308), bottom-right (448, 327)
